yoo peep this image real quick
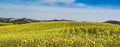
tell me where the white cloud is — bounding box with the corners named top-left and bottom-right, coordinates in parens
top-left (74, 3), bottom-right (86, 6)
top-left (40, 0), bottom-right (75, 4)
top-left (0, 0), bottom-right (88, 8)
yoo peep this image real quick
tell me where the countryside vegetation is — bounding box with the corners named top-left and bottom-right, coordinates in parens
top-left (0, 21), bottom-right (120, 47)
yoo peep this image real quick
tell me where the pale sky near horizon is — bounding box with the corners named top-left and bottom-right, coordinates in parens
top-left (0, 0), bottom-right (120, 22)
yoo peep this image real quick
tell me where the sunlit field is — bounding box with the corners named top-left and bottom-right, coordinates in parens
top-left (0, 21), bottom-right (120, 47)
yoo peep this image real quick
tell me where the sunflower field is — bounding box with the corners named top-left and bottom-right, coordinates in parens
top-left (0, 21), bottom-right (120, 47)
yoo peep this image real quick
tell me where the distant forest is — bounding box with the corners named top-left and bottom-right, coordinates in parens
top-left (0, 17), bottom-right (74, 24)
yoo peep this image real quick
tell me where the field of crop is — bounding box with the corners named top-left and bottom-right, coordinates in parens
top-left (0, 21), bottom-right (120, 47)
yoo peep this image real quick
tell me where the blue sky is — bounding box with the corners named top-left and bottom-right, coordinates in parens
top-left (0, 0), bottom-right (120, 22)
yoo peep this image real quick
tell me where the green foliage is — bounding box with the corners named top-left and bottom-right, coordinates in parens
top-left (0, 22), bottom-right (120, 47)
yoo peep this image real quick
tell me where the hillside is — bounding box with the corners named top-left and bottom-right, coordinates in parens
top-left (0, 22), bottom-right (120, 47)
top-left (0, 17), bottom-right (40, 24)
top-left (104, 20), bottom-right (120, 24)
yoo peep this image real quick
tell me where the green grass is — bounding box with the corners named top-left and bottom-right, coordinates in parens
top-left (0, 22), bottom-right (120, 47)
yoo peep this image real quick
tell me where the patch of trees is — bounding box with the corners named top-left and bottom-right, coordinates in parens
top-left (104, 20), bottom-right (120, 24)
top-left (0, 17), bottom-right (32, 24)
top-left (44, 19), bottom-right (74, 22)
top-left (11, 18), bottom-right (31, 24)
